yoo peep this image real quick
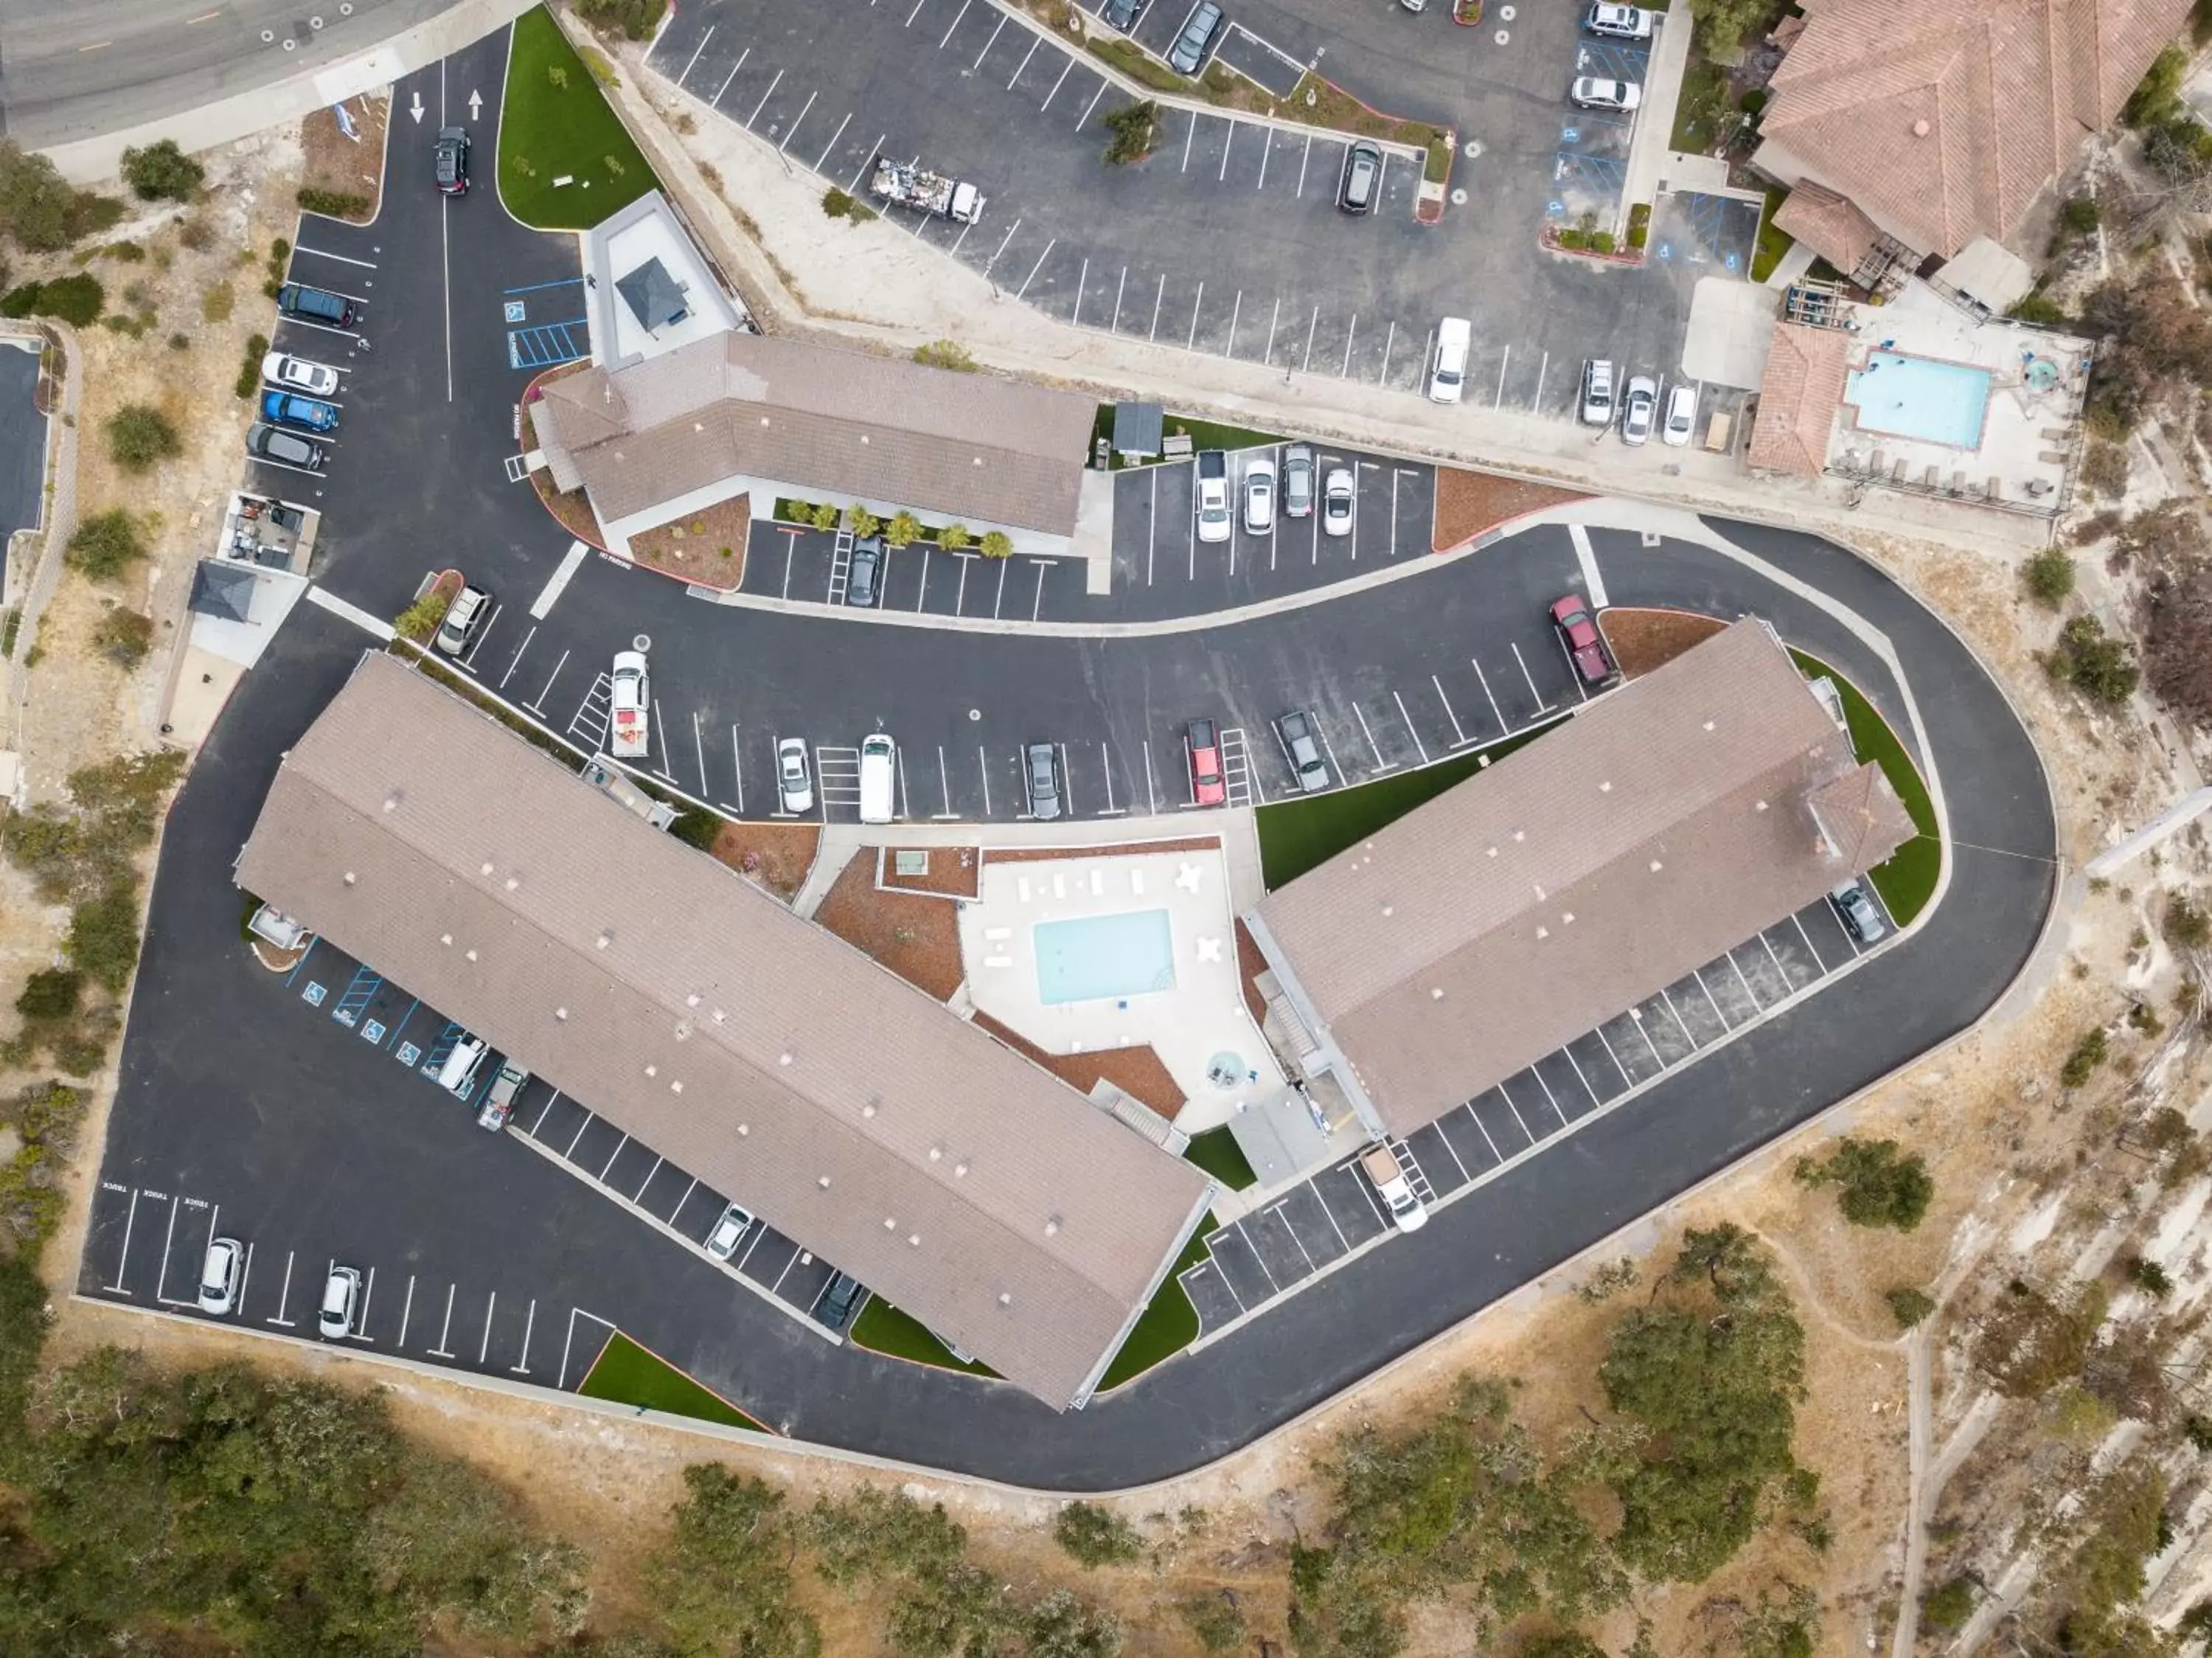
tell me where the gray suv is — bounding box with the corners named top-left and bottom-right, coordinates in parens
top-left (1026, 742), bottom-right (1062, 819)
top-left (1167, 0), bottom-right (1222, 74)
top-left (1275, 710), bottom-right (1329, 793)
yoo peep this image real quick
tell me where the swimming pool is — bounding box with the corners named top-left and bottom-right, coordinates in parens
top-left (1845, 351), bottom-right (1992, 448)
top-left (1034, 909), bottom-right (1177, 1005)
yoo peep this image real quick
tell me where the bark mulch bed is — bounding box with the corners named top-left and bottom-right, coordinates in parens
top-left (812, 857), bottom-right (964, 1001)
top-left (532, 471), bottom-right (606, 547)
top-left (1431, 467), bottom-right (1589, 553)
top-left (1234, 919), bottom-right (1271, 1028)
top-left (299, 94), bottom-right (389, 224)
top-left (709, 822), bottom-right (819, 903)
top-left (1599, 606), bottom-right (1728, 679)
top-left (987, 836), bottom-right (1221, 864)
top-left (628, 495), bottom-right (751, 589)
top-left (971, 1013), bottom-right (1186, 1118)
top-left (880, 847), bottom-right (981, 899)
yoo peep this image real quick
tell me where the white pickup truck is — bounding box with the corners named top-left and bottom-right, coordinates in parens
top-left (869, 156), bottom-right (986, 223)
top-left (609, 650), bottom-right (650, 760)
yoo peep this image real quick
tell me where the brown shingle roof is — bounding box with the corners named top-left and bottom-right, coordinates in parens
top-left (234, 653), bottom-right (1211, 1407)
top-left (532, 331), bottom-right (1096, 535)
top-left (1773, 181), bottom-right (1883, 271)
top-left (1748, 324), bottom-right (1851, 477)
top-left (1251, 623), bottom-right (1913, 1139)
top-left (1761, 0), bottom-right (2189, 257)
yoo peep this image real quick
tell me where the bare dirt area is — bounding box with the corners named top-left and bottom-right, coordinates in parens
top-left (989, 836), bottom-right (1221, 863)
top-left (707, 819), bottom-right (818, 901)
top-left (1430, 465), bottom-right (1588, 552)
top-left (530, 471), bottom-right (607, 547)
top-left (881, 844), bottom-right (981, 898)
top-left (811, 853), bottom-right (964, 999)
top-left (298, 91), bottom-right (390, 222)
top-left (972, 1011), bottom-right (1184, 1115)
top-left (1600, 605), bottom-right (1728, 679)
top-left (627, 493), bottom-right (750, 588)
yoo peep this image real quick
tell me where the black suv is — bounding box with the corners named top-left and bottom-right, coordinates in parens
top-left (276, 282), bottom-right (357, 328)
top-left (434, 126), bottom-right (470, 195)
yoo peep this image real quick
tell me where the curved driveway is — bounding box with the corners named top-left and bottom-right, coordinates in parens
top-left (91, 493), bottom-right (2055, 1488)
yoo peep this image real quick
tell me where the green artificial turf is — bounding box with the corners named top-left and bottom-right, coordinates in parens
top-left (1750, 184), bottom-right (1797, 282)
top-left (1790, 651), bottom-right (1942, 925)
top-left (1095, 1219), bottom-right (1215, 1393)
top-left (1183, 1125), bottom-right (1258, 1191)
top-left (578, 1332), bottom-right (765, 1430)
top-left (1256, 725), bottom-right (1554, 889)
top-left (849, 1299), bottom-right (998, 1377)
top-left (498, 7), bottom-right (659, 229)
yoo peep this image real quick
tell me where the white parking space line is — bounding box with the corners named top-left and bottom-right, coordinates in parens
top-left (1432, 674), bottom-right (1468, 744)
top-left (557, 1309), bottom-right (619, 1390)
top-left (1725, 950), bottom-right (1763, 1009)
top-left (1256, 134), bottom-right (1270, 191)
top-left (1008, 35), bottom-right (1039, 86)
top-left (1568, 523), bottom-right (1607, 606)
top-left (234, 1241), bottom-right (255, 1314)
top-left (939, 0), bottom-right (970, 44)
top-left (813, 110), bottom-right (852, 170)
top-left (1429, 1122), bottom-right (1472, 1182)
top-left (730, 725), bottom-right (745, 814)
top-left (1593, 1023), bottom-right (1633, 1086)
top-left (936, 746), bottom-right (956, 818)
top-left (712, 48), bottom-right (749, 108)
top-left (776, 90), bottom-right (817, 151)
top-left (1029, 559), bottom-right (1049, 621)
top-left (564, 1110), bottom-right (594, 1159)
top-left (1309, 1180), bottom-right (1352, 1249)
top-left (848, 131), bottom-right (886, 191)
top-left (1627, 1008), bottom-right (1666, 1067)
top-left (1075, 78), bottom-right (1107, 128)
top-left (1315, 720), bottom-right (1348, 788)
top-left (977, 746), bottom-right (992, 815)
top-left (1186, 280), bottom-right (1204, 350)
top-left (397, 1274), bottom-right (417, 1346)
top-left (105, 1186), bottom-right (140, 1292)
top-left (290, 244), bottom-right (378, 269)
top-left (1758, 930), bottom-right (1792, 985)
top-left (511, 1299), bottom-right (538, 1376)
top-left (353, 1266), bottom-right (377, 1343)
top-left (1562, 1046), bottom-right (1601, 1107)
top-left (1219, 121), bottom-right (1235, 182)
top-left (1496, 1082), bottom-right (1537, 1143)
top-left (1097, 741), bottom-right (1121, 816)
top-left (1017, 239), bottom-right (1057, 299)
top-left (267, 1249), bottom-right (298, 1327)
top-left (428, 1283), bottom-right (457, 1357)
top-left (598, 1132), bottom-right (630, 1181)
top-left (904, 0), bottom-right (927, 22)
top-left (1527, 1065), bottom-right (1569, 1126)
top-left (1461, 1103), bottom-right (1503, 1162)
top-left (1691, 967), bottom-right (1732, 1028)
top-left (970, 14), bottom-right (1005, 67)
top-left (677, 23), bottom-right (714, 86)
top-left (1295, 131), bottom-right (1312, 194)
top-left (1534, 350), bottom-right (1549, 409)
top-left (691, 711), bottom-right (708, 794)
top-left (1351, 704), bottom-right (1391, 771)
top-left (526, 648), bottom-right (568, 715)
top-left (745, 69), bottom-right (784, 128)
top-left (478, 1291), bottom-right (498, 1364)
top-left (1659, 985), bottom-right (1700, 1049)
top-left (1182, 111), bottom-right (1197, 170)
top-left (1510, 642), bottom-right (1553, 713)
top-left (156, 1193), bottom-right (181, 1304)
top-left (1270, 1201), bottom-right (1315, 1269)
top-left (529, 1088), bottom-right (560, 1136)
top-left (1391, 690), bottom-right (1430, 763)
top-left (1791, 912), bottom-right (1829, 973)
top-left (1150, 272), bottom-right (1166, 339)
top-left (1495, 345), bottom-right (1510, 409)
top-left (1110, 266), bottom-right (1125, 331)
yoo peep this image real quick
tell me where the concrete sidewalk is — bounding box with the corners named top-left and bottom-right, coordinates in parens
top-left (1618, 7), bottom-right (1697, 232)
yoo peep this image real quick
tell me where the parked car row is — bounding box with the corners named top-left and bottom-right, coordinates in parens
top-left (1579, 359), bottom-right (1698, 447)
top-left (1194, 443), bottom-right (1355, 540)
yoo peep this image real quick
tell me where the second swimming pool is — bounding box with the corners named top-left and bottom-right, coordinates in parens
top-left (1034, 909), bottom-right (1178, 1005)
top-left (1845, 350), bottom-right (1992, 448)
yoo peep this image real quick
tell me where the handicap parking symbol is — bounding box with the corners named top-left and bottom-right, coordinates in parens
top-left (1657, 240), bottom-right (1673, 260)
top-left (1561, 125), bottom-right (1580, 144)
top-left (396, 1041), bottom-right (421, 1067)
top-left (1547, 199), bottom-right (1566, 217)
top-left (1724, 251), bottom-right (1740, 271)
top-left (504, 299), bottom-right (526, 323)
top-left (302, 981), bottom-right (326, 1007)
top-left (361, 1019), bottom-right (386, 1044)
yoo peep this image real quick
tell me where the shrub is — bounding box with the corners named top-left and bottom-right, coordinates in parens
top-left (69, 883), bottom-right (145, 993)
top-left (0, 273), bottom-right (103, 325)
top-left (670, 809), bottom-right (721, 850)
top-left (100, 240), bottom-right (145, 263)
top-left (120, 139), bottom-right (204, 201)
top-left (297, 187), bottom-right (372, 218)
top-left (2079, 439), bottom-right (2129, 501)
top-left (394, 583), bottom-right (456, 642)
top-left (1627, 201), bottom-right (1651, 250)
top-left (1793, 1137), bottom-right (1934, 1230)
top-left (201, 280), bottom-right (234, 324)
top-left (66, 510), bottom-right (147, 581)
top-left (1923, 1576), bottom-right (1976, 1631)
top-left (15, 968), bottom-right (82, 1021)
top-left (2043, 614), bottom-right (2138, 705)
top-left (938, 522), bottom-right (971, 552)
top-left (1739, 88), bottom-right (1768, 116)
top-left (2010, 289), bottom-right (2068, 326)
top-left (574, 0), bottom-right (667, 40)
top-left (2186, 1414), bottom-right (2212, 1451)
top-left (603, 154), bottom-right (627, 178)
top-left (911, 339), bottom-right (976, 372)
top-left (1590, 230), bottom-right (1616, 254)
top-left (821, 187), bottom-right (867, 220)
top-left (978, 530), bottom-right (1014, 560)
top-left (1102, 100), bottom-right (1161, 165)
top-left (885, 511), bottom-right (922, 549)
top-left (2168, 897), bottom-right (2212, 951)
top-left (93, 608), bottom-right (153, 669)
top-left (844, 504), bottom-right (881, 539)
top-left (1886, 1287), bottom-right (1935, 1328)
top-left (233, 331), bottom-right (269, 399)
top-left (1175, 1591), bottom-right (1248, 1652)
top-left (2063, 1026), bottom-right (2110, 1086)
top-left (2062, 194), bottom-right (2101, 235)
top-left (809, 502), bottom-right (839, 531)
top-left (166, 330), bottom-right (189, 352)
top-left (2125, 45), bottom-right (2188, 128)
top-left (1054, 1501), bottom-right (1142, 1567)
top-left (2128, 1256), bottom-right (2173, 1296)
top-left (177, 215), bottom-right (213, 252)
top-left (2024, 547), bottom-right (2076, 606)
top-left (105, 405), bottom-right (181, 473)
top-left (0, 141), bottom-right (88, 252)
top-left (547, 63), bottom-right (570, 90)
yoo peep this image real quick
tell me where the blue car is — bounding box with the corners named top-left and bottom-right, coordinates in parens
top-left (260, 389), bottom-right (338, 432)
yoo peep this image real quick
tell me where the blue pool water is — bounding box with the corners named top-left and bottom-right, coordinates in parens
top-left (1846, 351), bottom-right (1992, 448)
top-left (1034, 909), bottom-right (1177, 1005)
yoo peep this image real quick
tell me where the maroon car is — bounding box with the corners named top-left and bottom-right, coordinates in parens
top-left (1550, 596), bottom-right (1616, 687)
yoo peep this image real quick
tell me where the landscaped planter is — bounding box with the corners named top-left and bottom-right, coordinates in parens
top-left (1453, 0), bottom-right (1484, 22)
top-left (1540, 225), bottom-right (1645, 265)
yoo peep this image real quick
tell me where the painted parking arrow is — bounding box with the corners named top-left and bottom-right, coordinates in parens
top-left (409, 91), bottom-right (425, 123)
top-left (468, 89), bottom-right (483, 119)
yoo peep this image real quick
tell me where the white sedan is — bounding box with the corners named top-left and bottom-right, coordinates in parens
top-left (1242, 459), bottom-right (1276, 534)
top-left (197, 1236), bottom-right (243, 1315)
top-left (1619, 375), bottom-right (1658, 445)
top-left (1321, 468), bottom-right (1355, 537)
top-left (1662, 383), bottom-right (1697, 447)
top-left (776, 738), bottom-right (813, 814)
top-left (261, 351), bottom-right (341, 396)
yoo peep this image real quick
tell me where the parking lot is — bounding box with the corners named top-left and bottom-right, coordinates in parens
top-left (1178, 888), bottom-right (1895, 1336)
top-left (239, 218), bottom-right (380, 501)
top-left (647, 0), bottom-right (1698, 411)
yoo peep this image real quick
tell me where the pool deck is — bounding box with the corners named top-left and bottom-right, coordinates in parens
top-left (956, 842), bottom-right (1282, 1133)
top-left (1823, 282), bottom-right (2090, 513)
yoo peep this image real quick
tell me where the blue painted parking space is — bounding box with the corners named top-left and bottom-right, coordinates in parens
top-left (1649, 190), bottom-right (1761, 275)
top-left (508, 320), bottom-right (588, 370)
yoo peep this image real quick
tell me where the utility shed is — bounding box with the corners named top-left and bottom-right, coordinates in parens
top-left (1246, 620), bottom-right (1915, 1139)
top-left (234, 653), bottom-right (1214, 1409)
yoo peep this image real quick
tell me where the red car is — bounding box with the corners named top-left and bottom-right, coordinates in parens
top-left (1550, 596), bottom-right (1616, 687)
top-left (1186, 718), bottom-right (1227, 806)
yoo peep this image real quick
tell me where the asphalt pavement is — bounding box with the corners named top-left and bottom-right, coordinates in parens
top-left (0, 340), bottom-right (47, 588)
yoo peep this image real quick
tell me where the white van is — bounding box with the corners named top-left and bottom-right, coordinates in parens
top-left (437, 1032), bottom-right (488, 1097)
top-left (1427, 316), bottom-right (1471, 403)
top-left (858, 734), bottom-right (897, 825)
